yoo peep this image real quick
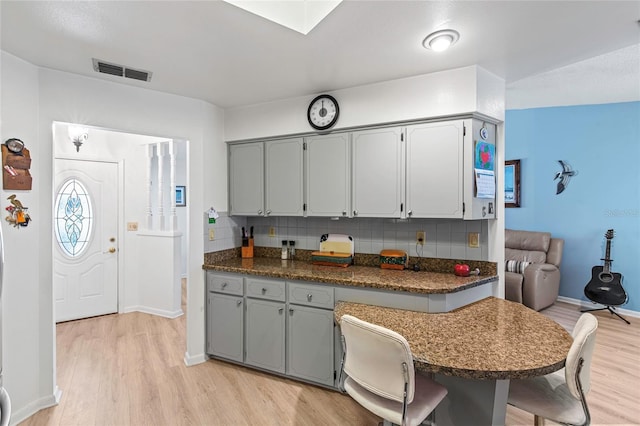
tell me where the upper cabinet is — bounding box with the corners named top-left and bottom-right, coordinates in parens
top-left (229, 142), bottom-right (264, 216)
top-left (305, 133), bottom-right (351, 217)
top-left (265, 138), bottom-right (304, 217)
top-left (228, 117), bottom-right (496, 220)
top-left (351, 127), bottom-right (404, 218)
top-left (406, 121), bottom-right (464, 219)
top-left (229, 138), bottom-right (304, 217)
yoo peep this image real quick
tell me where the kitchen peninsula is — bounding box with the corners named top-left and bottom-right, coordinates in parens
top-left (203, 254), bottom-right (571, 425)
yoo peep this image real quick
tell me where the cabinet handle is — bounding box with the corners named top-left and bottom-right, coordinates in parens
top-left (222, 282), bottom-right (228, 289)
top-left (289, 308), bottom-right (294, 315)
top-left (278, 308), bottom-right (284, 314)
top-left (258, 209), bottom-right (263, 215)
top-left (342, 210), bottom-right (347, 216)
top-left (353, 210), bottom-right (358, 216)
top-left (266, 210), bottom-right (271, 216)
top-left (261, 287), bottom-right (267, 294)
top-left (407, 210), bottom-right (413, 216)
top-left (236, 300), bottom-right (242, 306)
top-left (307, 293), bottom-right (313, 302)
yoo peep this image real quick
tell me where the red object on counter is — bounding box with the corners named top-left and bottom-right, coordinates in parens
top-left (454, 264), bottom-right (471, 276)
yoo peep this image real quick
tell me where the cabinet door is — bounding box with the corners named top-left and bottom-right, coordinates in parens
top-left (229, 142), bottom-right (264, 216)
top-left (287, 305), bottom-right (335, 387)
top-left (352, 127), bottom-right (404, 218)
top-left (265, 138), bottom-right (304, 217)
top-left (305, 133), bottom-right (350, 217)
top-left (245, 298), bottom-right (285, 373)
top-left (406, 121), bottom-right (464, 218)
top-left (207, 292), bottom-right (244, 362)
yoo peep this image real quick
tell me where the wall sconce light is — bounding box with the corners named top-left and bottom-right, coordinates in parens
top-left (422, 29), bottom-right (460, 52)
top-left (68, 126), bottom-right (88, 152)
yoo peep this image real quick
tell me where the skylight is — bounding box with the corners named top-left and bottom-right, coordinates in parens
top-left (223, 0), bottom-right (342, 35)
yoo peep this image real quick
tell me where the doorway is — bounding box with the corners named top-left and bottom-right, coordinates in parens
top-left (52, 122), bottom-right (189, 321)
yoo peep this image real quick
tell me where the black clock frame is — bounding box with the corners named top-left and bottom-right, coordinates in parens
top-left (307, 94), bottom-right (340, 131)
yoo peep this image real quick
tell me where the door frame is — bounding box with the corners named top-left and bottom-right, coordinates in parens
top-left (53, 157), bottom-right (126, 316)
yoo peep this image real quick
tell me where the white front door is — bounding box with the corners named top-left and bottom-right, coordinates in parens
top-left (54, 159), bottom-right (118, 322)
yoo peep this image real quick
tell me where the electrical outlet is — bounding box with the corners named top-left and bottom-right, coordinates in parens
top-left (269, 226), bottom-right (276, 237)
top-left (468, 232), bottom-right (480, 248)
top-left (416, 231), bottom-right (426, 245)
top-left (209, 229), bottom-right (215, 241)
top-left (127, 222), bottom-right (138, 231)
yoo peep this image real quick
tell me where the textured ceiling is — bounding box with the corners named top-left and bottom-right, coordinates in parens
top-left (1, 1), bottom-right (639, 108)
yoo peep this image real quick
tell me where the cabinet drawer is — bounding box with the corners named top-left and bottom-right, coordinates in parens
top-left (288, 282), bottom-right (334, 309)
top-left (246, 277), bottom-right (286, 301)
top-left (207, 272), bottom-right (243, 296)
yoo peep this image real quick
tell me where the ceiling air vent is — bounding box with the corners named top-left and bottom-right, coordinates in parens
top-left (92, 58), bottom-right (152, 82)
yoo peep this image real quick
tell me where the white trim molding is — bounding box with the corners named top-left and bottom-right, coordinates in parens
top-left (556, 296), bottom-right (640, 319)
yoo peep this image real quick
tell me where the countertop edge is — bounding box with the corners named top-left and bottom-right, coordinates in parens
top-left (202, 263), bottom-right (498, 295)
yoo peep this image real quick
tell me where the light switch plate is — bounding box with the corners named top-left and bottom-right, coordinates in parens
top-left (468, 232), bottom-right (480, 248)
top-left (209, 229), bottom-right (215, 241)
top-left (269, 227), bottom-right (276, 237)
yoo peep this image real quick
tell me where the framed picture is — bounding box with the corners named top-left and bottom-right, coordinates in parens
top-left (505, 160), bottom-right (521, 208)
top-left (175, 186), bottom-right (186, 207)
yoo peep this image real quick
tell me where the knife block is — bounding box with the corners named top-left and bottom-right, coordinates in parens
top-left (242, 238), bottom-right (254, 258)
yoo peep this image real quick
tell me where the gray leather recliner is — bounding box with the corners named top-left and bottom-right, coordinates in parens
top-left (505, 229), bottom-right (564, 311)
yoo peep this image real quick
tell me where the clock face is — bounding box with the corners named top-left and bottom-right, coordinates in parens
top-left (307, 95), bottom-right (339, 130)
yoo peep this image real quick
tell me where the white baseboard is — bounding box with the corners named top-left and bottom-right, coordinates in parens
top-left (184, 351), bottom-right (206, 367)
top-left (10, 386), bottom-right (61, 426)
top-left (122, 305), bottom-right (184, 319)
top-left (556, 296), bottom-right (640, 319)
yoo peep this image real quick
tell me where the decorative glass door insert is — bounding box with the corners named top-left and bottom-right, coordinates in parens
top-left (54, 178), bottom-right (94, 257)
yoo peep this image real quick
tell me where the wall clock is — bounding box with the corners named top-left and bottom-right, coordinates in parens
top-left (307, 94), bottom-right (339, 131)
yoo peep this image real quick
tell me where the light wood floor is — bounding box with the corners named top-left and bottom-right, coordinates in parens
top-left (20, 288), bottom-right (640, 426)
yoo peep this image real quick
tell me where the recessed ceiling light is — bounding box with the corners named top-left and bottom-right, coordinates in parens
top-left (422, 29), bottom-right (460, 52)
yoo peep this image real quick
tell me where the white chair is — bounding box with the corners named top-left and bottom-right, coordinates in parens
top-left (0, 386), bottom-right (11, 426)
top-left (339, 315), bottom-right (448, 426)
top-left (508, 313), bottom-right (598, 426)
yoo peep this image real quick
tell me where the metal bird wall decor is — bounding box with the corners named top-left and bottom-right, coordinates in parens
top-left (5, 194), bottom-right (31, 227)
top-left (554, 160), bottom-right (578, 194)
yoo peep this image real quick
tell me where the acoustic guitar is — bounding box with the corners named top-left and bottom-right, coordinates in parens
top-left (584, 229), bottom-right (628, 307)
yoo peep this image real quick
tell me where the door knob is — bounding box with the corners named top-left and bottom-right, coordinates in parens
top-left (108, 247), bottom-right (116, 253)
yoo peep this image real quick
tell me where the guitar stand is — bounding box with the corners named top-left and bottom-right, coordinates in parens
top-left (581, 305), bottom-right (631, 325)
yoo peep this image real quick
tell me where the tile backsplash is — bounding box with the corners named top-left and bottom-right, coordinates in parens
top-left (205, 213), bottom-right (489, 261)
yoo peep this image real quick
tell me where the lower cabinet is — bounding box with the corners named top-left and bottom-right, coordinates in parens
top-left (206, 272), bottom-right (336, 388)
top-left (245, 298), bottom-right (286, 373)
top-left (286, 304), bottom-right (335, 387)
top-left (207, 292), bottom-right (244, 362)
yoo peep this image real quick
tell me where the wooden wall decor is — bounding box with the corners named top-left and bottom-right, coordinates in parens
top-left (2, 139), bottom-right (32, 191)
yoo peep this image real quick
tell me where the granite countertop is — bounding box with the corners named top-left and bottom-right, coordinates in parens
top-left (334, 297), bottom-right (572, 380)
top-left (203, 257), bottom-right (498, 295)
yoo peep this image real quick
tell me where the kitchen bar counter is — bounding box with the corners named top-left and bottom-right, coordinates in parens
top-left (203, 257), bottom-right (497, 295)
top-left (334, 297), bottom-right (572, 380)
top-left (334, 297), bottom-right (572, 425)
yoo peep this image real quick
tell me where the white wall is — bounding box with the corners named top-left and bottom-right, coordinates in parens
top-left (225, 65), bottom-right (505, 141)
top-left (1, 50), bottom-right (225, 422)
top-left (1, 50), bottom-right (49, 424)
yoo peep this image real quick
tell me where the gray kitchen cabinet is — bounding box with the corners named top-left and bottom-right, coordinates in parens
top-left (286, 281), bottom-right (335, 387)
top-left (245, 297), bottom-right (286, 373)
top-left (229, 142), bottom-right (264, 216)
top-left (406, 120), bottom-right (465, 218)
top-left (305, 133), bottom-right (351, 217)
top-left (286, 304), bottom-right (335, 387)
top-left (351, 127), bottom-right (404, 218)
top-left (206, 291), bottom-right (244, 362)
top-left (265, 138), bottom-right (304, 217)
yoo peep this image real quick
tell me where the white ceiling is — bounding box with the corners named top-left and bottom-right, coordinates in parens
top-left (1, 1), bottom-right (639, 109)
